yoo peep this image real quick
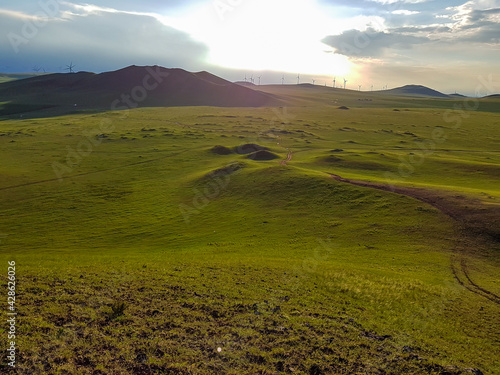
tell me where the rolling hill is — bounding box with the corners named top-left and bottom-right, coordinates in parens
top-left (1, 71), bottom-right (499, 373)
top-left (0, 72), bottom-right (45, 84)
top-left (379, 84), bottom-right (450, 98)
top-left (0, 65), bottom-right (278, 116)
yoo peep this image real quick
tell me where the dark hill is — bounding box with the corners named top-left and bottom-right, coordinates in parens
top-left (0, 71), bottom-right (95, 98)
top-left (381, 85), bottom-right (450, 98)
top-left (0, 65), bottom-right (278, 116)
top-left (235, 81), bottom-right (257, 87)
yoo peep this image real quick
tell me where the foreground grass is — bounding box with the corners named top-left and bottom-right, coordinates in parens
top-left (3, 244), bottom-right (498, 374)
top-left (1, 98), bottom-right (499, 373)
top-left (0, 246), bottom-right (493, 374)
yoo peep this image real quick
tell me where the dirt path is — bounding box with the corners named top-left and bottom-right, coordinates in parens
top-left (327, 172), bottom-right (500, 305)
top-left (280, 151), bottom-right (293, 166)
top-left (451, 256), bottom-right (500, 304)
top-left (276, 135), bottom-right (293, 166)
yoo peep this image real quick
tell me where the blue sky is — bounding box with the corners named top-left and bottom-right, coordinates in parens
top-left (0, 0), bottom-right (499, 94)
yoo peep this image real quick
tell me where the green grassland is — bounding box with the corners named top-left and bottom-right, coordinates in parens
top-left (0, 89), bottom-right (499, 374)
top-left (0, 73), bottom-right (44, 84)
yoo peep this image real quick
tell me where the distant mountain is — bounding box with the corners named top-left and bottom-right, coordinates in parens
top-left (449, 93), bottom-right (467, 98)
top-left (381, 85), bottom-right (450, 98)
top-left (0, 65), bottom-right (277, 115)
top-left (484, 94), bottom-right (500, 98)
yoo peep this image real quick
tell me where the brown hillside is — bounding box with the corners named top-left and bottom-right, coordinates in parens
top-left (0, 65), bottom-right (278, 115)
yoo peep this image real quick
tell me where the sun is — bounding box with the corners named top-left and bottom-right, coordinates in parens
top-left (167, 0), bottom-right (352, 77)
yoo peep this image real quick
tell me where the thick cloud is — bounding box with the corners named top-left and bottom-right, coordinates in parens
top-left (0, 7), bottom-right (208, 73)
top-left (448, 6), bottom-right (500, 44)
top-left (321, 0), bottom-right (500, 60)
top-left (319, 0), bottom-right (432, 6)
top-left (322, 28), bottom-right (429, 57)
top-left (467, 7), bottom-right (500, 22)
top-left (0, 1), bottom-right (205, 15)
top-left (392, 26), bottom-right (452, 33)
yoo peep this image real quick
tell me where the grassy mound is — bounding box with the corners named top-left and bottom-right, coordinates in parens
top-left (247, 150), bottom-right (280, 161)
top-left (234, 143), bottom-right (269, 155)
top-left (322, 155), bottom-right (343, 163)
top-left (210, 145), bottom-right (234, 155)
top-left (204, 161), bottom-right (246, 179)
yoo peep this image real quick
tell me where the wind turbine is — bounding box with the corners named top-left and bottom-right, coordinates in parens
top-left (358, 85), bottom-right (362, 91)
top-left (282, 75), bottom-right (285, 85)
top-left (333, 77), bottom-right (336, 88)
top-left (257, 76), bottom-right (261, 85)
top-left (65, 62), bottom-right (75, 73)
top-left (297, 74), bottom-right (300, 85)
top-left (371, 85), bottom-right (373, 91)
top-left (312, 79), bottom-right (316, 85)
top-left (250, 75), bottom-right (254, 84)
top-left (32, 65), bottom-right (41, 73)
top-left (244, 74), bottom-right (247, 83)
top-left (343, 78), bottom-right (347, 89)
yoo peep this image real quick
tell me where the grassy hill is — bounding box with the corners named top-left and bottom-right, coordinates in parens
top-left (0, 73), bottom-right (43, 84)
top-left (378, 85), bottom-right (450, 98)
top-left (0, 66), bottom-right (278, 118)
top-left (0, 81), bottom-right (499, 373)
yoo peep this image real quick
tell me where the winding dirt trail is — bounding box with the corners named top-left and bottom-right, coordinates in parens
top-left (280, 151), bottom-right (293, 166)
top-left (327, 172), bottom-right (500, 305)
top-left (267, 131), bottom-right (497, 303)
top-left (275, 135), bottom-right (293, 166)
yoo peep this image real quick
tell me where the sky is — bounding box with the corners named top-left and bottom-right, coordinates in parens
top-left (0, 0), bottom-right (499, 95)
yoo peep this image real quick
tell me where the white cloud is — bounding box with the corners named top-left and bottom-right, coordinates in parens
top-left (370, 0), bottom-right (430, 4)
top-left (0, 5), bottom-right (208, 73)
top-left (0, 9), bottom-right (42, 21)
top-left (392, 10), bottom-right (420, 15)
top-left (322, 28), bottom-right (429, 58)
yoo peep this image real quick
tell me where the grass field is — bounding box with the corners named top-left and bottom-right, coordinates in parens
top-left (0, 73), bottom-right (43, 84)
top-left (0, 87), bottom-right (499, 374)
